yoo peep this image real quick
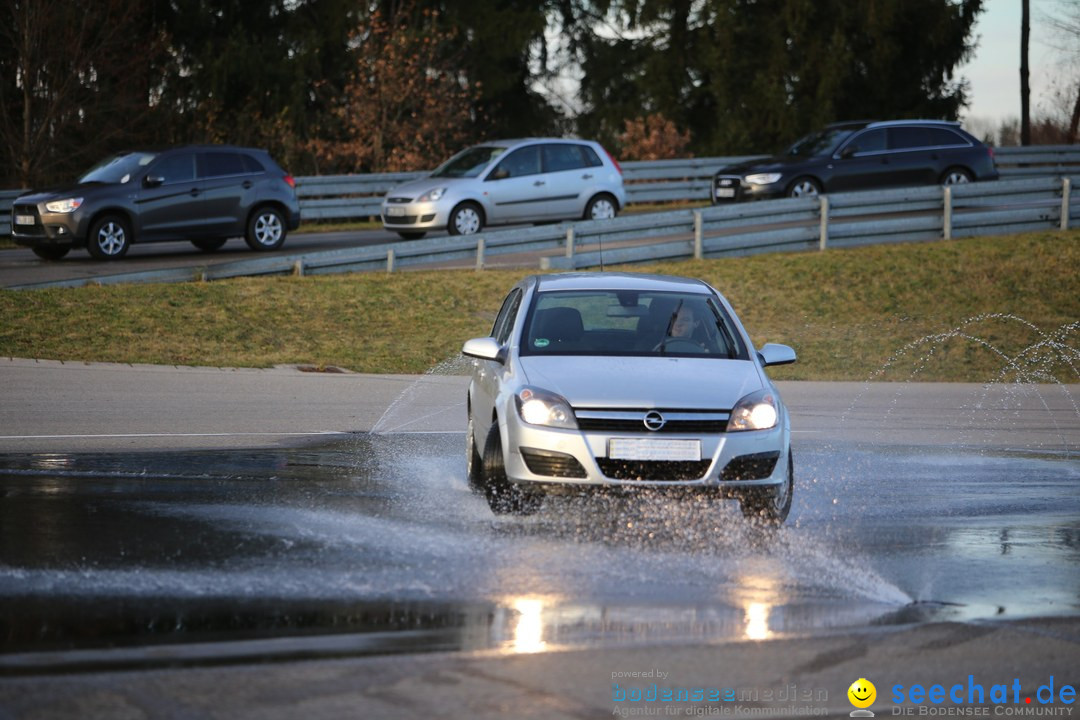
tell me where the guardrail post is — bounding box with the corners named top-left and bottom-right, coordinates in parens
top-left (292, 259), bottom-right (304, 277)
top-left (943, 186), bottom-right (952, 240)
top-left (818, 196), bottom-right (829, 251)
top-left (1062, 178), bottom-right (1071, 230)
top-left (387, 249), bottom-right (395, 273)
top-left (476, 237), bottom-right (485, 270)
top-left (693, 210), bottom-right (703, 259)
top-left (565, 227), bottom-right (575, 258)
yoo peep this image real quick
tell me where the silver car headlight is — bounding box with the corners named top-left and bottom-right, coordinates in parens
top-left (744, 173), bottom-right (782, 186)
top-left (515, 387), bottom-right (577, 429)
top-left (727, 389), bottom-right (778, 432)
top-left (417, 187), bottom-right (447, 202)
top-left (44, 197), bottom-right (83, 213)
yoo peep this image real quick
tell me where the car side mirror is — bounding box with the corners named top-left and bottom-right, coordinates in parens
top-left (487, 168), bottom-right (509, 181)
top-left (462, 337), bottom-right (506, 364)
top-left (757, 343), bottom-right (797, 367)
top-left (143, 176), bottom-right (164, 188)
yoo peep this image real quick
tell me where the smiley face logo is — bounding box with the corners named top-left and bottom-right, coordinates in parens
top-left (848, 678), bottom-right (876, 709)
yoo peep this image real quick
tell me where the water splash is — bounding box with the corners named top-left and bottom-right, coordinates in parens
top-left (370, 355), bottom-right (471, 435)
top-left (843, 315), bottom-right (1080, 453)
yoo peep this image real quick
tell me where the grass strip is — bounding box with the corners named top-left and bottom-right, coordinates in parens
top-left (0, 230), bottom-right (1076, 382)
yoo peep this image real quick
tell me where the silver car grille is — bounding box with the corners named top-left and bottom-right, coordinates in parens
top-left (574, 409), bottom-right (730, 434)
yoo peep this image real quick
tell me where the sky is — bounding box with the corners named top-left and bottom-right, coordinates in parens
top-left (959, 0), bottom-right (1073, 129)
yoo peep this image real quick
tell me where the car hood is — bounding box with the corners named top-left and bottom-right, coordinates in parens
top-left (385, 175), bottom-right (476, 198)
top-left (717, 155), bottom-right (823, 176)
top-left (517, 355), bottom-right (763, 410)
top-left (16, 182), bottom-right (111, 204)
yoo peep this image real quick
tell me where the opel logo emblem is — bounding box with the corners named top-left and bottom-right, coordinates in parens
top-left (643, 411), bottom-right (666, 432)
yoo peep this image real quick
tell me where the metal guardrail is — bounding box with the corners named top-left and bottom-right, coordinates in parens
top-left (7, 176), bottom-right (1075, 290)
top-left (2, 145), bottom-right (1078, 242)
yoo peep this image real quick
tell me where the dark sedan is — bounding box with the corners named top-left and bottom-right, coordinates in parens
top-left (711, 120), bottom-right (998, 203)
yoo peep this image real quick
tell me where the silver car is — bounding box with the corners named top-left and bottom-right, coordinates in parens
top-left (381, 138), bottom-right (625, 240)
top-left (462, 272), bottom-right (797, 522)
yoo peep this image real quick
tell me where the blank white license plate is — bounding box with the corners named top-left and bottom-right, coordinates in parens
top-left (609, 438), bottom-right (701, 462)
top-left (14, 214), bottom-right (34, 225)
top-left (385, 206), bottom-right (406, 216)
top-left (714, 188), bottom-right (735, 198)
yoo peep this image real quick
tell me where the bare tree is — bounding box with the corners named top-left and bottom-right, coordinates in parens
top-left (1041, 0), bottom-right (1080, 143)
top-left (0, 0), bottom-right (158, 187)
top-left (1021, 0), bottom-right (1031, 145)
top-left (307, 3), bottom-right (480, 174)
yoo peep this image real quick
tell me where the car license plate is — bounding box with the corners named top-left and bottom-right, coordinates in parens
top-left (714, 188), bottom-right (735, 199)
top-left (14, 214), bottom-right (34, 225)
top-left (386, 206), bottom-right (406, 217)
top-left (609, 438), bottom-right (701, 462)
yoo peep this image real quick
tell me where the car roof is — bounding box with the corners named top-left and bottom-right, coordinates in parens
top-left (535, 272), bottom-right (712, 293)
top-left (477, 138), bottom-right (598, 149)
top-left (824, 119), bottom-right (963, 131)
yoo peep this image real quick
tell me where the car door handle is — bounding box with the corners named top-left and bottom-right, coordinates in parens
top-left (582, 173), bottom-right (593, 180)
top-left (533, 180), bottom-right (546, 186)
top-left (242, 180), bottom-right (253, 189)
top-left (189, 188), bottom-right (201, 197)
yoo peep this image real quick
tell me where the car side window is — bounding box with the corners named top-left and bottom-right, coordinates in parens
top-left (891, 126), bottom-right (968, 149)
top-left (490, 146), bottom-right (541, 179)
top-left (149, 154), bottom-right (195, 185)
top-left (492, 289), bottom-right (523, 345)
top-left (842, 129), bottom-right (887, 156)
top-left (199, 152), bottom-right (248, 179)
top-left (242, 154), bottom-right (266, 173)
top-left (580, 145), bottom-right (604, 168)
top-left (542, 144), bottom-right (586, 173)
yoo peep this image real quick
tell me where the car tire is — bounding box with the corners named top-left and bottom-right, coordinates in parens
top-left (397, 231), bottom-right (427, 240)
top-left (584, 193), bottom-right (618, 220)
top-left (191, 238), bottom-right (228, 252)
top-left (86, 215), bottom-right (132, 260)
top-left (787, 177), bottom-right (822, 199)
top-left (466, 411), bottom-right (484, 492)
top-left (448, 202), bottom-right (483, 236)
top-left (738, 451), bottom-right (793, 524)
top-left (940, 167), bottom-right (973, 185)
top-left (31, 246), bottom-right (70, 261)
top-left (245, 206), bottom-right (287, 251)
top-left (481, 421), bottom-right (541, 515)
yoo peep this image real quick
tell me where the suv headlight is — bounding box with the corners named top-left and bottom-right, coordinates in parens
top-left (417, 187), bottom-right (447, 202)
top-left (44, 198), bottom-right (83, 213)
top-left (744, 173), bottom-right (782, 186)
top-left (727, 389), bottom-right (778, 432)
top-left (515, 387), bottom-right (577, 429)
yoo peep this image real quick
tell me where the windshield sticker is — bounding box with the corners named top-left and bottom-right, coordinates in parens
top-left (534, 338), bottom-right (550, 348)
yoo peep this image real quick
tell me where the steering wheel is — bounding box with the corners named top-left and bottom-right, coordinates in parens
top-left (653, 337), bottom-right (707, 353)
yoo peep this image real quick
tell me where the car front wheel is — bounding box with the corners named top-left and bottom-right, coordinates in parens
top-left (737, 451), bottom-right (793, 524)
top-left (481, 421), bottom-right (541, 515)
top-left (245, 207), bottom-right (287, 251)
top-left (86, 215), bottom-right (131, 260)
top-left (787, 177), bottom-right (821, 199)
top-left (448, 202), bottom-right (483, 236)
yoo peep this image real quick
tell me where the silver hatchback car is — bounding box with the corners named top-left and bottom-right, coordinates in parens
top-left (381, 138), bottom-right (625, 240)
top-left (462, 272), bottom-right (797, 522)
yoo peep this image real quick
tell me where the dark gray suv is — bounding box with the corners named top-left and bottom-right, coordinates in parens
top-left (12, 145), bottom-right (301, 260)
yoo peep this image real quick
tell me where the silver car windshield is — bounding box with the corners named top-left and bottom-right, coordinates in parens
top-left (521, 290), bottom-right (746, 359)
top-left (79, 152), bottom-right (158, 183)
top-left (431, 146), bottom-right (506, 178)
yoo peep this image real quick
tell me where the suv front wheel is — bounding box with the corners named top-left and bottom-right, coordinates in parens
top-left (86, 215), bottom-right (132, 260)
top-left (245, 207), bottom-right (287, 251)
